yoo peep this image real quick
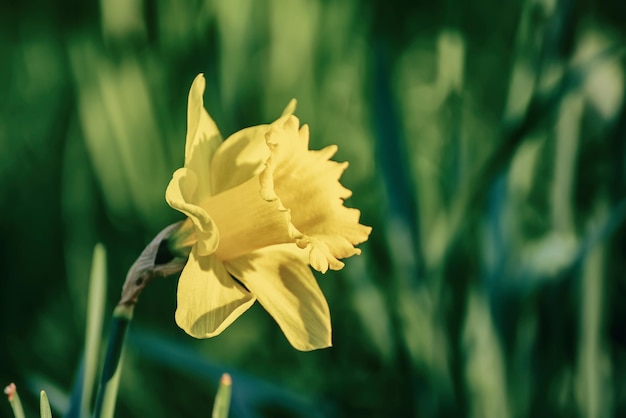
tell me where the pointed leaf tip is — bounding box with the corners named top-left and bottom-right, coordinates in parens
top-left (4, 383), bottom-right (25, 418)
top-left (212, 373), bottom-right (233, 418)
top-left (40, 391), bottom-right (52, 418)
top-left (4, 383), bottom-right (16, 401)
top-left (220, 373), bottom-right (232, 386)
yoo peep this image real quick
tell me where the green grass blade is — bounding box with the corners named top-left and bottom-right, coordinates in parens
top-left (211, 374), bottom-right (232, 418)
top-left (41, 390), bottom-right (53, 418)
top-left (4, 383), bottom-right (25, 418)
top-left (82, 244), bottom-right (107, 418)
top-left (99, 351), bottom-right (124, 418)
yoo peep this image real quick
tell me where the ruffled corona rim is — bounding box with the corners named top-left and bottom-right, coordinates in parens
top-left (259, 114), bottom-right (371, 273)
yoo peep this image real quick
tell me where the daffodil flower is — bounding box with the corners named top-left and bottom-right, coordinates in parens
top-left (165, 74), bottom-right (371, 350)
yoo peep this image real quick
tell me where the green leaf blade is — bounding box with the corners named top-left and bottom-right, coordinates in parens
top-left (211, 374), bottom-right (232, 418)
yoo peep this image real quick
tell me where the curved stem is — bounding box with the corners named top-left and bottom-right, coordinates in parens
top-left (91, 305), bottom-right (132, 418)
top-left (92, 222), bottom-right (187, 418)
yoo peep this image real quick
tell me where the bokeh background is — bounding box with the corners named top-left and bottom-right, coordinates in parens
top-left (2, 0), bottom-right (626, 417)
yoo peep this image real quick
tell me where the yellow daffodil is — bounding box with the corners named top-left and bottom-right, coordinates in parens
top-left (165, 74), bottom-right (371, 350)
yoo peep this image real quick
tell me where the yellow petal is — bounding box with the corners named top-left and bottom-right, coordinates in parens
top-left (209, 99), bottom-right (297, 195)
top-left (281, 98), bottom-right (297, 117)
top-left (225, 244), bottom-right (332, 351)
top-left (176, 248), bottom-right (255, 338)
top-left (210, 125), bottom-right (271, 195)
top-left (185, 74), bottom-right (223, 200)
top-left (263, 116), bottom-right (372, 272)
top-left (165, 168), bottom-right (219, 255)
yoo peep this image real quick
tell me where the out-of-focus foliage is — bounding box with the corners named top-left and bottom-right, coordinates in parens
top-left (1, 0), bottom-right (626, 417)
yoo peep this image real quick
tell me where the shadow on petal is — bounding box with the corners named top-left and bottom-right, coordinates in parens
top-left (225, 245), bottom-right (332, 351)
top-left (176, 250), bottom-right (255, 338)
top-left (188, 298), bottom-right (256, 337)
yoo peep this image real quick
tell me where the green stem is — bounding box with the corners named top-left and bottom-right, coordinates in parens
top-left (91, 222), bottom-right (186, 418)
top-left (92, 305), bottom-right (133, 418)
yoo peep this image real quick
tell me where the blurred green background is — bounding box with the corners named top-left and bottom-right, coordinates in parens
top-left (1, 0), bottom-right (626, 417)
